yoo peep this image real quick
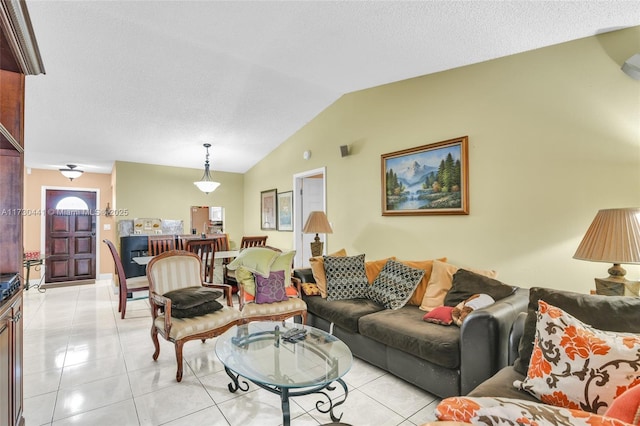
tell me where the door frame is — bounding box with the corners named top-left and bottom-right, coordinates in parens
top-left (39, 186), bottom-right (102, 282)
top-left (292, 167), bottom-right (326, 268)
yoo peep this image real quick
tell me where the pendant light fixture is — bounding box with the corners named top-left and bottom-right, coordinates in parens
top-left (194, 143), bottom-right (220, 194)
top-left (59, 164), bottom-right (83, 181)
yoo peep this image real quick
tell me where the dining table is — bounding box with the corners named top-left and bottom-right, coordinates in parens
top-left (132, 250), bottom-right (239, 266)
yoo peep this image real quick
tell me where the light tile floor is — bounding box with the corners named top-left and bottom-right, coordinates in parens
top-left (22, 280), bottom-right (441, 425)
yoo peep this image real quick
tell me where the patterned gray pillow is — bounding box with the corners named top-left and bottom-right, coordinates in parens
top-left (368, 259), bottom-right (425, 309)
top-left (324, 254), bottom-right (369, 301)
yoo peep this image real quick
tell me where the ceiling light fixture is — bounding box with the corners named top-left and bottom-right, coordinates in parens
top-left (59, 164), bottom-right (83, 181)
top-left (194, 143), bottom-right (220, 194)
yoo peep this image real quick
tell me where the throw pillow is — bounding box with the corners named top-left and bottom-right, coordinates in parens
top-left (367, 259), bottom-right (424, 309)
top-left (514, 300), bottom-right (640, 414)
top-left (226, 247), bottom-right (280, 278)
top-left (254, 270), bottom-right (288, 304)
top-left (365, 257), bottom-right (396, 284)
top-left (423, 306), bottom-right (454, 325)
top-left (301, 282), bottom-right (321, 296)
top-left (400, 257), bottom-right (447, 307)
top-left (513, 287), bottom-right (640, 377)
top-left (436, 396), bottom-right (633, 426)
top-left (235, 266), bottom-right (297, 303)
top-left (270, 250), bottom-right (296, 287)
top-left (309, 248), bottom-right (346, 298)
top-left (605, 383), bottom-right (640, 425)
top-left (443, 269), bottom-right (515, 307)
top-left (324, 253), bottom-right (369, 301)
top-left (163, 286), bottom-right (224, 318)
top-left (419, 260), bottom-right (497, 311)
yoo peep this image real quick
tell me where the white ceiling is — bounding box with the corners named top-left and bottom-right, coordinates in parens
top-left (23, 1), bottom-right (640, 175)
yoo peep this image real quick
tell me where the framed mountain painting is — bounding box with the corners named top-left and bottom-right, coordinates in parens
top-left (381, 136), bottom-right (469, 216)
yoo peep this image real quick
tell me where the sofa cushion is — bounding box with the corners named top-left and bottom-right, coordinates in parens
top-left (420, 260), bottom-right (497, 311)
top-left (605, 383), bottom-right (640, 425)
top-left (163, 286), bottom-right (224, 318)
top-left (468, 366), bottom-right (538, 401)
top-left (513, 287), bottom-right (640, 376)
top-left (303, 295), bottom-right (384, 333)
top-left (365, 257), bottom-right (396, 284)
top-left (515, 300), bottom-right (640, 414)
top-left (324, 254), bottom-right (369, 301)
top-left (400, 257), bottom-right (447, 307)
top-left (226, 247), bottom-right (279, 278)
top-left (368, 259), bottom-right (424, 310)
top-left (436, 396), bottom-right (633, 426)
top-left (423, 306), bottom-right (454, 325)
top-left (359, 305), bottom-right (461, 369)
top-left (270, 250), bottom-right (296, 287)
top-left (309, 248), bottom-right (347, 298)
top-left (443, 269), bottom-right (515, 306)
top-left (255, 270), bottom-right (288, 304)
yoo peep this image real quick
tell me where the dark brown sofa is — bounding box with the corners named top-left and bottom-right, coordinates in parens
top-left (293, 268), bottom-right (528, 398)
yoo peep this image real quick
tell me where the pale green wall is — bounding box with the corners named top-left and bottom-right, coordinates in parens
top-left (244, 27), bottom-right (640, 293)
top-left (114, 161), bottom-right (245, 248)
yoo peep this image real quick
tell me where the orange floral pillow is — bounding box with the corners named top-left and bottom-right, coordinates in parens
top-left (436, 396), bottom-right (634, 426)
top-left (515, 300), bottom-right (640, 414)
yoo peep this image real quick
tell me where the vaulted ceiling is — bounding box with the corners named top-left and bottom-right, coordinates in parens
top-left (23, 1), bottom-right (640, 175)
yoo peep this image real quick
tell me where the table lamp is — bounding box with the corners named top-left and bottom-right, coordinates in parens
top-left (573, 208), bottom-right (640, 296)
top-left (303, 211), bottom-right (333, 257)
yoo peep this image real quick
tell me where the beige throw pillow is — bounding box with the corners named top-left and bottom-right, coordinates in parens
top-left (419, 260), bottom-right (497, 311)
top-left (309, 248), bottom-right (347, 298)
top-left (400, 257), bottom-right (447, 306)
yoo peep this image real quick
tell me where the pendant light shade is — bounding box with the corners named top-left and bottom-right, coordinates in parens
top-left (59, 164), bottom-right (83, 181)
top-left (194, 143), bottom-right (220, 194)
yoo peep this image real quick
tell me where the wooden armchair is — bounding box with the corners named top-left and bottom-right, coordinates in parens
top-left (146, 250), bottom-right (240, 381)
top-left (231, 246), bottom-right (307, 325)
top-left (103, 239), bottom-right (149, 319)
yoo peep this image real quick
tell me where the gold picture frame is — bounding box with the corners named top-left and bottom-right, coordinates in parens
top-left (381, 136), bottom-right (469, 216)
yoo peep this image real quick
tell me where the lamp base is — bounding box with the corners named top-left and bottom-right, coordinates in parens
top-left (310, 234), bottom-right (324, 257)
top-left (594, 276), bottom-right (640, 297)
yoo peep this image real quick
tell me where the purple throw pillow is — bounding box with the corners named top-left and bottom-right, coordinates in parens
top-left (255, 270), bottom-right (288, 304)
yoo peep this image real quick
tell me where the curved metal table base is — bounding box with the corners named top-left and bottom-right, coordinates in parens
top-left (224, 366), bottom-right (349, 426)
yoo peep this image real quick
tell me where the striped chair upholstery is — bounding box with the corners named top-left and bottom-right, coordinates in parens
top-left (146, 250), bottom-right (239, 382)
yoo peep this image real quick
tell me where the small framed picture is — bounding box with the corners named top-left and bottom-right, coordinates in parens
top-left (260, 189), bottom-right (277, 230)
top-left (381, 136), bottom-right (469, 215)
top-left (277, 191), bottom-right (293, 231)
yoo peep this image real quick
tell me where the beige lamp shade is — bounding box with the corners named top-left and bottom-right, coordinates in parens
top-left (303, 211), bottom-right (333, 257)
top-left (573, 208), bottom-right (640, 266)
top-left (574, 208), bottom-right (640, 296)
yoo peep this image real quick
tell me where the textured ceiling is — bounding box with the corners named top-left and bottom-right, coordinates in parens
top-left (23, 1), bottom-right (640, 175)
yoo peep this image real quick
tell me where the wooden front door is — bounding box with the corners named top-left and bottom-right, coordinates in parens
top-left (45, 190), bottom-right (97, 283)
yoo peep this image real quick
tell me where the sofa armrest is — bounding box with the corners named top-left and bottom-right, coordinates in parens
top-left (293, 268), bottom-right (315, 283)
top-left (508, 311), bottom-right (528, 365)
top-left (459, 287), bottom-right (529, 395)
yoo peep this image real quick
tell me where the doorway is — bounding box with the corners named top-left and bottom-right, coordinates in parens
top-left (44, 189), bottom-right (97, 284)
top-left (293, 167), bottom-right (326, 267)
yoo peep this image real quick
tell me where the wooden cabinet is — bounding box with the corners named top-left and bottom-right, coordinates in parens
top-left (0, 291), bottom-right (23, 426)
top-left (0, 2), bottom-right (44, 426)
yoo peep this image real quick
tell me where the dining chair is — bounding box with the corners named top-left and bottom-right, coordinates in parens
top-left (239, 235), bottom-right (268, 248)
top-left (146, 250), bottom-right (240, 381)
top-left (185, 238), bottom-right (216, 281)
top-left (103, 239), bottom-right (149, 319)
top-left (147, 234), bottom-right (176, 255)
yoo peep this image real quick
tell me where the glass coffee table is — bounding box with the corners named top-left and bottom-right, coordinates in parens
top-left (215, 321), bottom-right (353, 425)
